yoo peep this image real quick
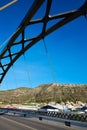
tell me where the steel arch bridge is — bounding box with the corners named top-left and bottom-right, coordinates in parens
top-left (0, 0), bottom-right (87, 84)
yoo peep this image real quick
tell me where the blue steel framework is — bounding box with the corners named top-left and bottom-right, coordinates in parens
top-left (0, 0), bottom-right (87, 83)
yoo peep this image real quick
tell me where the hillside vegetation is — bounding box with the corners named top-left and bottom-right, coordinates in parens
top-left (0, 84), bottom-right (87, 104)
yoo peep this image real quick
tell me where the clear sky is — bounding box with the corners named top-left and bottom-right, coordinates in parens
top-left (0, 0), bottom-right (87, 90)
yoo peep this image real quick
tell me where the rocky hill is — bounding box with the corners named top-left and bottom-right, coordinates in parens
top-left (0, 84), bottom-right (87, 104)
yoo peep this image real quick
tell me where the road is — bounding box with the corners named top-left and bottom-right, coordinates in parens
top-left (0, 115), bottom-right (73, 130)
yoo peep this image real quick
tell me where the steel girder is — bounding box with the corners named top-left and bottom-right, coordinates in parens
top-left (0, 0), bottom-right (87, 83)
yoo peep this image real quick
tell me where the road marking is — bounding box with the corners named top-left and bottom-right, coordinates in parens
top-left (0, 116), bottom-right (37, 130)
top-left (0, 0), bottom-right (18, 11)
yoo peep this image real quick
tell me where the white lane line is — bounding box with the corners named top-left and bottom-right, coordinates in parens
top-left (0, 116), bottom-right (37, 130)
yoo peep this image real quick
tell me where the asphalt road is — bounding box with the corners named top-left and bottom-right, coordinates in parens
top-left (0, 115), bottom-right (73, 130)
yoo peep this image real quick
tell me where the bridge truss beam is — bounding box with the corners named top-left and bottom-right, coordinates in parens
top-left (0, 0), bottom-right (87, 83)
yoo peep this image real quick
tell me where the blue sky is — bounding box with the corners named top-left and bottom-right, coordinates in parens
top-left (0, 0), bottom-right (87, 90)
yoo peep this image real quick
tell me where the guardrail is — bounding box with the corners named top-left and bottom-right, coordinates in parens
top-left (37, 111), bottom-right (87, 122)
top-left (0, 108), bottom-right (87, 122)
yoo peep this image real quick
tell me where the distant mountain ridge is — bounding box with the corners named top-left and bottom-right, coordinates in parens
top-left (0, 84), bottom-right (87, 104)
